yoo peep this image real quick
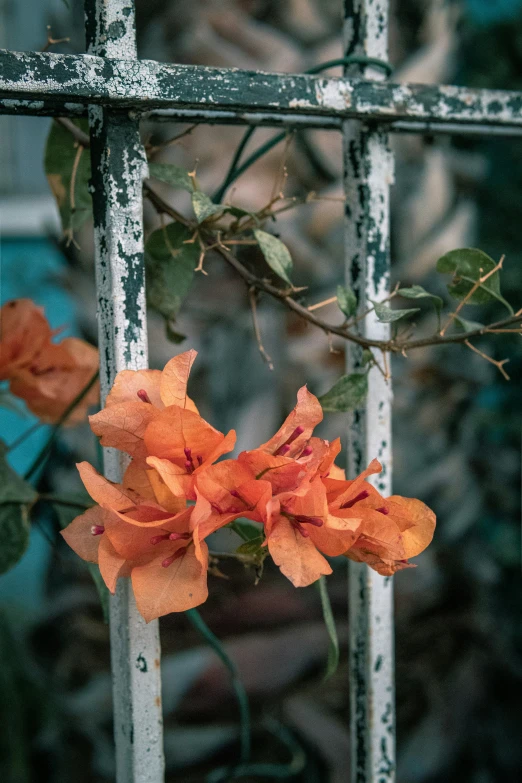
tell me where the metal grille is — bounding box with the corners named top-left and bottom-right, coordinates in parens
top-left (1, 1), bottom-right (520, 780)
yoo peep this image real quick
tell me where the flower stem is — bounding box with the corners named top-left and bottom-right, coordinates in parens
top-left (185, 608), bottom-right (251, 764)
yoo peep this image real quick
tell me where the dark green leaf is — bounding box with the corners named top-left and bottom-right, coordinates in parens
top-left (87, 563), bottom-right (110, 623)
top-left (397, 285), bottom-right (443, 326)
top-left (454, 315), bottom-right (486, 333)
top-left (229, 520), bottom-right (263, 542)
top-left (436, 248), bottom-right (513, 313)
top-left (318, 373), bottom-right (368, 412)
top-left (361, 349), bottom-right (374, 366)
top-left (337, 284), bottom-right (357, 318)
top-left (145, 222), bottom-right (199, 320)
top-left (192, 191), bottom-right (223, 223)
top-left (254, 229), bottom-right (293, 286)
top-left (0, 443), bottom-right (38, 506)
top-left (165, 321), bottom-right (187, 344)
top-left (44, 118), bottom-right (92, 235)
top-left (372, 300), bottom-right (420, 323)
top-left (0, 504), bottom-right (31, 575)
top-left (148, 162), bottom-right (194, 192)
top-left (222, 205), bottom-right (255, 220)
top-left (316, 576), bottom-right (339, 681)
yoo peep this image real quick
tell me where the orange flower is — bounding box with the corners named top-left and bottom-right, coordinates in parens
top-left (61, 462), bottom-right (208, 621)
top-left (0, 298), bottom-right (99, 424)
top-left (90, 350), bottom-right (236, 501)
top-left (324, 459), bottom-right (436, 575)
top-left (194, 388), bottom-right (362, 588)
top-left (0, 299), bottom-right (52, 379)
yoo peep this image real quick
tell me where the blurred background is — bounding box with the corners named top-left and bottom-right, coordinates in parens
top-left (1, 0), bottom-right (522, 781)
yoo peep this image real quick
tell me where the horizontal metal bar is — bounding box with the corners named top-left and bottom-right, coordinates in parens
top-left (5, 98), bottom-right (522, 139)
top-left (2, 49), bottom-right (522, 132)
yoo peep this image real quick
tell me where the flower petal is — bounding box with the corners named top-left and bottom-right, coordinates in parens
top-left (60, 506), bottom-right (111, 562)
top-left (89, 400), bottom-right (161, 459)
top-left (259, 386), bottom-right (323, 457)
top-left (105, 369), bottom-right (163, 408)
top-left (160, 350), bottom-right (199, 411)
top-left (268, 516), bottom-right (332, 587)
top-left (98, 534), bottom-right (131, 593)
top-left (132, 541), bottom-right (208, 621)
top-left (387, 496), bottom-right (436, 558)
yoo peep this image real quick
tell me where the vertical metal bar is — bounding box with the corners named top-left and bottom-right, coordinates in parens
top-left (85, 2), bottom-right (165, 782)
top-left (343, 2), bottom-right (395, 782)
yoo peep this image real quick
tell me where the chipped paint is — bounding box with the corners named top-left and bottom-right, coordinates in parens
top-left (2, 49), bottom-right (522, 132)
top-left (343, 2), bottom-right (396, 782)
top-left (85, 3), bottom-right (164, 783)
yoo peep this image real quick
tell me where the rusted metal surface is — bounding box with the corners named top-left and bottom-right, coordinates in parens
top-left (2, 48), bottom-right (522, 131)
top-left (343, 2), bottom-right (395, 782)
top-left (85, 2), bottom-right (164, 781)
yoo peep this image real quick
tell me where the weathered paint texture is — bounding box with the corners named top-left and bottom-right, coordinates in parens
top-left (2, 48), bottom-right (522, 130)
top-left (343, 2), bottom-right (395, 782)
top-left (85, 3), bottom-right (164, 782)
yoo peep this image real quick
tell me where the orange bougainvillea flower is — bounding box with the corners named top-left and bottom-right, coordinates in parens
top-left (90, 350), bottom-right (236, 501)
top-left (323, 458), bottom-right (436, 575)
top-left (61, 349), bottom-right (437, 620)
top-left (61, 462), bottom-right (209, 621)
top-left (0, 298), bottom-right (99, 424)
top-left (10, 338), bottom-right (99, 424)
top-left (0, 299), bottom-right (52, 379)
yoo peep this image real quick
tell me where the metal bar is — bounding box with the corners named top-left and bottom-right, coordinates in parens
top-left (6, 96), bottom-right (522, 139)
top-left (85, 2), bottom-right (164, 782)
top-left (343, 3), bottom-right (395, 783)
top-left (2, 48), bottom-right (522, 130)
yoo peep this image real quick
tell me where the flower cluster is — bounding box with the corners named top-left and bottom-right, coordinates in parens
top-left (62, 350), bottom-right (436, 622)
top-left (0, 299), bottom-right (99, 423)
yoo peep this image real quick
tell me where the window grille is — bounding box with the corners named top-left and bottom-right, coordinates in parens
top-left (2, 1), bottom-right (521, 780)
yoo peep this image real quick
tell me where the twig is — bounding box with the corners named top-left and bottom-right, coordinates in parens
top-left (249, 288), bottom-right (274, 370)
top-left (464, 340), bottom-right (510, 380)
top-left (308, 295), bottom-right (338, 312)
top-left (41, 27), bottom-right (70, 53)
top-left (65, 143), bottom-right (83, 248)
top-left (440, 255), bottom-right (505, 336)
top-left (56, 117), bottom-right (90, 147)
top-left (7, 420), bottom-right (44, 453)
top-left (141, 180), bottom-right (522, 355)
top-left (146, 124), bottom-right (197, 158)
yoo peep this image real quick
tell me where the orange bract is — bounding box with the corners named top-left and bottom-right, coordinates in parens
top-left (61, 462), bottom-right (210, 620)
top-left (323, 459), bottom-right (436, 575)
top-left (61, 351), bottom-right (437, 619)
top-left (0, 299), bottom-right (99, 423)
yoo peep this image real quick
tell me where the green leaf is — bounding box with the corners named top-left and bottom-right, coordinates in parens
top-left (254, 229), bottom-right (293, 286)
top-left (454, 315), bottom-right (486, 333)
top-left (192, 191), bottom-right (223, 223)
top-left (318, 373), bottom-right (368, 412)
top-left (0, 505), bottom-right (31, 575)
top-left (145, 222), bottom-right (199, 320)
top-left (361, 349), bottom-right (374, 366)
top-left (316, 576), bottom-right (339, 681)
top-left (229, 520), bottom-right (263, 542)
top-left (0, 443), bottom-right (38, 506)
top-left (44, 118), bottom-right (92, 235)
top-left (436, 248), bottom-right (513, 313)
top-left (337, 284), bottom-right (357, 318)
top-left (87, 563), bottom-right (110, 624)
top-left (372, 300), bottom-right (420, 323)
top-left (165, 321), bottom-right (187, 344)
top-left (397, 285), bottom-right (443, 327)
top-left (148, 162), bottom-right (194, 193)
